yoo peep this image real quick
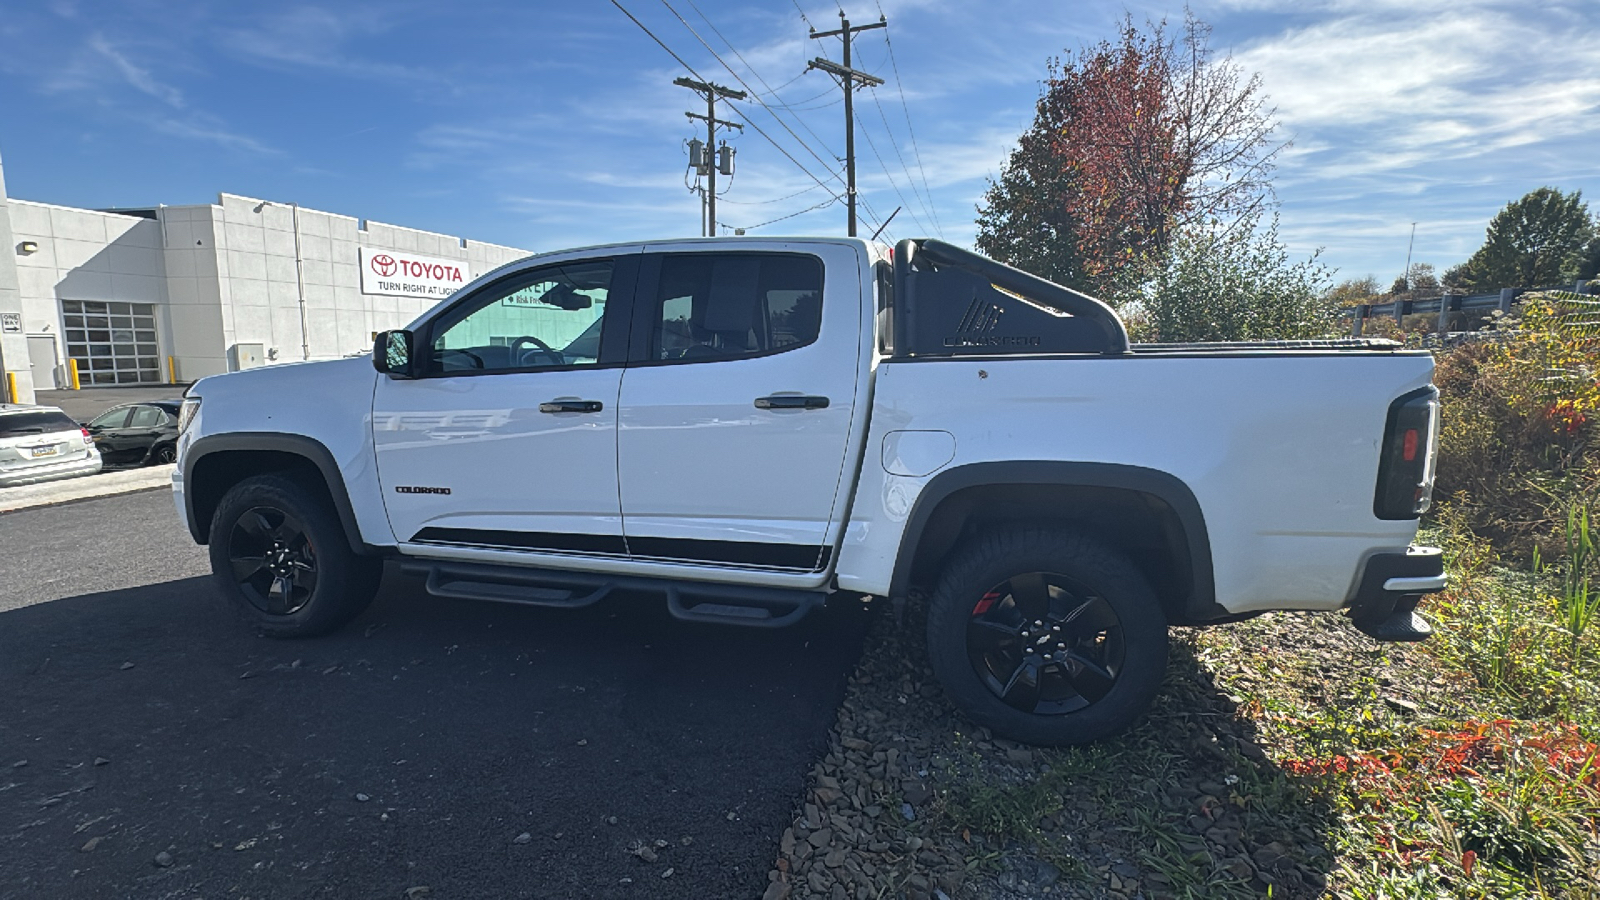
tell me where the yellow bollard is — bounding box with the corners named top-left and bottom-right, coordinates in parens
top-left (167, 355), bottom-right (177, 384)
top-left (5, 372), bottom-right (16, 404)
top-left (68, 358), bottom-right (81, 390)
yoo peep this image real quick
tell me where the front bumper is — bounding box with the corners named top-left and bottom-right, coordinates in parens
top-left (1346, 545), bottom-right (1445, 641)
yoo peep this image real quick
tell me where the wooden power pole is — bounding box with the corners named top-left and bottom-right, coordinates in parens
top-left (808, 13), bottom-right (885, 237)
top-left (675, 77), bottom-right (745, 236)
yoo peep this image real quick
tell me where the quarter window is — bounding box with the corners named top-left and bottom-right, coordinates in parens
top-left (651, 254), bottom-right (823, 362)
top-left (429, 260), bottom-right (613, 374)
top-left (128, 406), bottom-right (167, 428)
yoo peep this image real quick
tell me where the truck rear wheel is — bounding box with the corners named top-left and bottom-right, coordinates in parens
top-left (926, 527), bottom-right (1168, 746)
top-left (208, 474), bottom-right (382, 638)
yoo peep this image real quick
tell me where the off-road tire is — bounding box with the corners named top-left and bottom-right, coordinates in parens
top-left (208, 474), bottom-right (382, 638)
top-left (926, 526), bottom-right (1168, 746)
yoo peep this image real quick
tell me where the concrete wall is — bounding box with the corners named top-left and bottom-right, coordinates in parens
top-left (1, 184), bottom-right (533, 386)
top-left (0, 154), bottom-right (35, 403)
top-left (176, 193), bottom-right (529, 379)
top-left (9, 199), bottom-right (169, 388)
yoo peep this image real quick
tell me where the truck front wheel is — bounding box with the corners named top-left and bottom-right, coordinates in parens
top-left (208, 474), bottom-right (382, 638)
top-left (926, 527), bottom-right (1168, 746)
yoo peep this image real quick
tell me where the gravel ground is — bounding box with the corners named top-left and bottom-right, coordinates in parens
top-left (763, 600), bottom-right (1355, 900)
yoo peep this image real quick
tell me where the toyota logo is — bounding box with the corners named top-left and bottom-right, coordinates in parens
top-left (370, 253), bottom-right (397, 277)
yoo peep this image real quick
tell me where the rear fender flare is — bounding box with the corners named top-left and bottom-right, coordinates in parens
top-left (889, 461), bottom-right (1223, 622)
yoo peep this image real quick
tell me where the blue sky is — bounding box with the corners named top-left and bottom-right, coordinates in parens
top-left (1, 0), bottom-right (1596, 286)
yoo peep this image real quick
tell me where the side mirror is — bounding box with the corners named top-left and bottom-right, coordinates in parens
top-left (373, 330), bottom-right (416, 378)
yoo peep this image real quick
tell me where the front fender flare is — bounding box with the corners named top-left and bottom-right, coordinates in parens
top-left (182, 432), bottom-right (372, 555)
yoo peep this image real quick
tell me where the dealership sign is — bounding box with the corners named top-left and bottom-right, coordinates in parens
top-left (359, 247), bottom-right (471, 298)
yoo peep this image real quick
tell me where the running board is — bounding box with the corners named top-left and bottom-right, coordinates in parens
top-left (1351, 594), bottom-right (1434, 642)
top-left (400, 561), bottom-right (828, 628)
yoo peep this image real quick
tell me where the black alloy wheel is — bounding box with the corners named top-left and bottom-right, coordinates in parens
top-left (966, 572), bottom-right (1124, 715)
top-left (227, 507), bottom-right (319, 616)
top-left (208, 474), bottom-right (382, 637)
top-left (926, 527), bottom-right (1168, 746)
top-left (152, 444), bottom-right (177, 465)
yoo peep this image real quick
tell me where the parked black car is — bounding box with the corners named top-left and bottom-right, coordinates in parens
top-left (83, 400), bottom-right (183, 466)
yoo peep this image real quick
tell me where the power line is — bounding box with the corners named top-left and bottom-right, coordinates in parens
top-left (717, 181), bottom-right (832, 205)
top-left (879, 23), bottom-right (943, 238)
top-left (790, 0), bottom-right (814, 30)
top-left (866, 87), bottom-right (937, 236)
top-left (609, 0), bottom-right (846, 208)
top-left (722, 194), bottom-right (840, 233)
top-left (857, 108), bottom-right (931, 235)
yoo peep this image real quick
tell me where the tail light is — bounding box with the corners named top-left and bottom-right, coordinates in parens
top-left (80, 427), bottom-right (93, 445)
top-left (1375, 386), bottom-right (1440, 519)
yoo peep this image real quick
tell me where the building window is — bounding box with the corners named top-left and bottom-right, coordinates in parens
top-left (61, 300), bottom-right (162, 385)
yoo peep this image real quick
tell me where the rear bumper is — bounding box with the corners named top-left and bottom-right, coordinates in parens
top-left (0, 453), bottom-right (103, 488)
top-left (1345, 545), bottom-right (1445, 641)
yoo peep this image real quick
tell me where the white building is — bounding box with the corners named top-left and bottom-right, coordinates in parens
top-left (0, 152), bottom-right (531, 404)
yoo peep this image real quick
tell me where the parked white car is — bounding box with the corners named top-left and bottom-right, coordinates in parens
top-left (0, 404), bottom-right (103, 487)
top-left (171, 236), bottom-right (1445, 746)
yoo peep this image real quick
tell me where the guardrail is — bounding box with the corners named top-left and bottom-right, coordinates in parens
top-left (1343, 281), bottom-right (1592, 337)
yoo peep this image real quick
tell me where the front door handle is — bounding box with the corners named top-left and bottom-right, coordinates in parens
top-left (754, 395), bottom-right (830, 410)
top-left (538, 399), bottom-right (604, 414)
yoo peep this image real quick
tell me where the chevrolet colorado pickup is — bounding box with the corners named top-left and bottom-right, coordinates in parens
top-left (172, 237), bottom-right (1445, 745)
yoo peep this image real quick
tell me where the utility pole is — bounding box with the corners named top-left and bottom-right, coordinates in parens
top-left (808, 12), bottom-right (885, 237)
top-left (675, 77), bottom-right (744, 236)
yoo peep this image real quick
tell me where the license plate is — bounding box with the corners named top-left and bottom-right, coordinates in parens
top-left (30, 445), bottom-right (59, 458)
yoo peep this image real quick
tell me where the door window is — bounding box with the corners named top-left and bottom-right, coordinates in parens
top-left (651, 254), bottom-right (823, 362)
top-left (428, 260), bottom-right (613, 374)
top-left (128, 406), bottom-right (167, 428)
top-left (88, 408), bottom-right (131, 430)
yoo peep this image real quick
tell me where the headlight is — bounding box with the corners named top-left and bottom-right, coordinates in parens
top-left (178, 397), bottom-right (201, 434)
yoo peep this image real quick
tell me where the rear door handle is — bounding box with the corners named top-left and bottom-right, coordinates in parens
top-left (754, 395), bottom-right (830, 410)
top-left (538, 399), bottom-right (604, 414)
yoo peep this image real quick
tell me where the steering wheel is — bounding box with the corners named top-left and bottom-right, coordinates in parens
top-left (511, 335), bottom-right (565, 367)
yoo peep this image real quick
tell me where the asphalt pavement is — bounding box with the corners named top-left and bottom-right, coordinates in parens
top-left (0, 489), bottom-right (871, 899)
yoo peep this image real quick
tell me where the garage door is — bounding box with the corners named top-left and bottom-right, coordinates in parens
top-left (61, 300), bottom-right (161, 385)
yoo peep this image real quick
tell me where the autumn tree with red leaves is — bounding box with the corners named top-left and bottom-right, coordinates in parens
top-left (976, 14), bottom-right (1283, 298)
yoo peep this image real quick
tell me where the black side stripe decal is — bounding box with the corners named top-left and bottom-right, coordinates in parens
top-left (409, 527), bottom-right (831, 571)
top-left (412, 528), bottom-right (627, 556)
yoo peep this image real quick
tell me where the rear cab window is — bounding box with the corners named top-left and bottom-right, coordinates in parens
top-left (649, 254), bottom-right (824, 363)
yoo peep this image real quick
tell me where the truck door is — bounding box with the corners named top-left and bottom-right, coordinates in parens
top-left (616, 248), bottom-right (862, 573)
top-left (374, 252), bottom-right (638, 558)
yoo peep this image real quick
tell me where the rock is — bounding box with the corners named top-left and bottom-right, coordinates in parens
top-left (815, 787), bottom-right (843, 805)
top-left (577, 739), bottom-right (588, 746)
top-left (513, 832), bottom-right (532, 844)
top-left (1384, 696), bottom-right (1419, 715)
top-left (355, 793), bottom-right (370, 802)
top-left (154, 851), bottom-right (174, 867)
top-left (761, 882), bottom-right (790, 900)
top-left (606, 816), bottom-right (618, 825)
top-left (120, 662), bottom-right (135, 670)
top-left (808, 870), bottom-right (831, 893)
top-left (1006, 747), bottom-right (1034, 765)
top-left (661, 867), bottom-right (674, 879)
top-left (901, 781), bottom-right (932, 805)
top-left (825, 848), bottom-right (847, 867)
top-left (80, 837), bottom-right (103, 852)
top-left (1111, 860), bottom-right (1140, 879)
top-left (636, 845), bottom-right (658, 863)
top-left (10, 760), bottom-right (24, 768)
top-left (404, 889), bottom-right (432, 899)
top-left (93, 757), bottom-right (110, 766)
top-left (841, 736), bottom-right (872, 751)
top-left (808, 828), bottom-right (833, 848)
top-left (1252, 841), bottom-right (1290, 871)
top-left (900, 803), bottom-right (916, 821)
top-left (781, 828), bottom-right (796, 855)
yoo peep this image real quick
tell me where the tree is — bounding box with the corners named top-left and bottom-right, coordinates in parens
top-left (976, 13), bottom-right (1282, 298)
top-left (1135, 211), bottom-right (1336, 343)
top-left (1455, 188), bottom-right (1595, 291)
top-left (1326, 275), bottom-right (1381, 308)
top-left (1386, 263), bottom-right (1440, 298)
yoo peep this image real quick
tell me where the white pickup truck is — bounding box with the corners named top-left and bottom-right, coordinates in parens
top-left (172, 237), bottom-right (1444, 745)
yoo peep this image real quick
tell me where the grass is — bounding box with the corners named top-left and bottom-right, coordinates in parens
top-left (917, 508), bottom-right (1600, 899)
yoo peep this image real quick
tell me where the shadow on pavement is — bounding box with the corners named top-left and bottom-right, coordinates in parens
top-left (0, 570), bottom-right (872, 899)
